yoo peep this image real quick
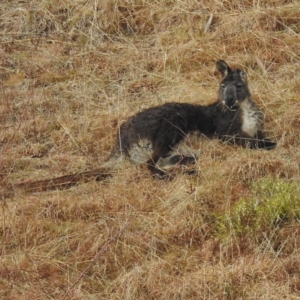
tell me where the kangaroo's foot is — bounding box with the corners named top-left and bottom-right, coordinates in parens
top-left (167, 155), bottom-right (196, 166)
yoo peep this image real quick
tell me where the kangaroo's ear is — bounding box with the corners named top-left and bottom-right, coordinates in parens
top-left (216, 60), bottom-right (231, 78)
top-left (239, 70), bottom-right (247, 83)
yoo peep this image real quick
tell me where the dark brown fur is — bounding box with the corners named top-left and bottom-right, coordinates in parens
top-left (9, 60), bottom-right (276, 195)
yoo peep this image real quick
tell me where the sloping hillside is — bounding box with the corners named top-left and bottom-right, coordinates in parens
top-left (1, 1), bottom-right (300, 299)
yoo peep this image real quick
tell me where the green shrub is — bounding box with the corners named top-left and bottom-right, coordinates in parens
top-left (215, 178), bottom-right (300, 238)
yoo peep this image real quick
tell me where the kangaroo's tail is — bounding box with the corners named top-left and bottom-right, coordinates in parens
top-left (2, 168), bottom-right (112, 199)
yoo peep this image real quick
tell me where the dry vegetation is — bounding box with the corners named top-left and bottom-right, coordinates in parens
top-left (1, 0), bottom-right (300, 299)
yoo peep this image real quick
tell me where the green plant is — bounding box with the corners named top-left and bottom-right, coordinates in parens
top-left (216, 178), bottom-right (300, 238)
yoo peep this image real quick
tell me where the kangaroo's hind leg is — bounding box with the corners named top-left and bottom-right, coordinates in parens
top-left (166, 154), bottom-right (197, 166)
top-left (147, 119), bottom-right (187, 178)
top-left (158, 136), bottom-right (200, 168)
top-left (146, 146), bottom-right (170, 178)
top-left (160, 153), bottom-right (198, 176)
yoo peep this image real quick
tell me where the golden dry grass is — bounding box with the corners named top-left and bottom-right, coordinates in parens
top-left (1, 0), bottom-right (300, 299)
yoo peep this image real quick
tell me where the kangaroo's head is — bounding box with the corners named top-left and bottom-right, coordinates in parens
top-left (216, 60), bottom-right (250, 109)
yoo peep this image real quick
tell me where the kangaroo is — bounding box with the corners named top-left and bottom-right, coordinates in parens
top-left (8, 60), bottom-right (276, 195)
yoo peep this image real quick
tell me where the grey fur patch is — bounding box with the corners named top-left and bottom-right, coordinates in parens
top-left (240, 99), bottom-right (263, 137)
top-left (128, 139), bottom-right (153, 165)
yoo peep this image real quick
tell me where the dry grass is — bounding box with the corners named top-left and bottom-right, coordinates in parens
top-left (1, 0), bottom-right (300, 299)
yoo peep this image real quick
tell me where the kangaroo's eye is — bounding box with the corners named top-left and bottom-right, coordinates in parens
top-left (236, 83), bottom-right (243, 90)
top-left (220, 83), bottom-right (226, 89)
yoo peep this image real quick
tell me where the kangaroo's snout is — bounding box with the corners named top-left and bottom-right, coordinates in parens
top-left (223, 85), bottom-right (238, 108)
top-left (220, 83), bottom-right (239, 109)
